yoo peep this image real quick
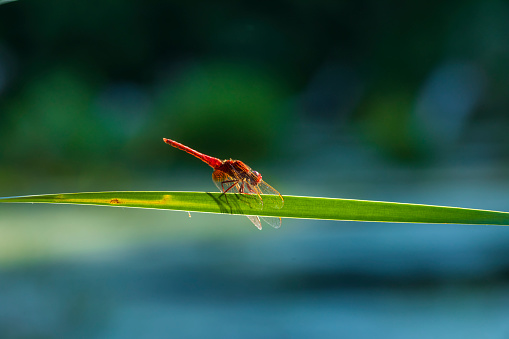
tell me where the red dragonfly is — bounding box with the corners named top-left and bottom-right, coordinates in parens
top-left (163, 138), bottom-right (284, 229)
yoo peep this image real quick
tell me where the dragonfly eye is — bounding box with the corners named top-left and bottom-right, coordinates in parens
top-left (252, 170), bottom-right (262, 183)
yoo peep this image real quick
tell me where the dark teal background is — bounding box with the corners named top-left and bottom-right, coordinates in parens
top-left (2, 1), bottom-right (509, 338)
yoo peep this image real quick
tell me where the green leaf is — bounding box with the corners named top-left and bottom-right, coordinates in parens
top-left (1, 191), bottom-right (509, 226)
top-left (0, 0), bottom-right (17, 5)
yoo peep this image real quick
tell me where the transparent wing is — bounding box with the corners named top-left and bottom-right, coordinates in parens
top-left (255, 180), bottom-right (284, 210)
top-left (260, 216), bottom-right (282, 229)
top-left (248, 180), bottom-right (283, 229)
top-left (245, 215), bottom-right (280, 230)
top-left (246, 216), bottom-right (262, 230)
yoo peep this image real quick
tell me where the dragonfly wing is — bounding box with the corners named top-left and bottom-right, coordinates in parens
top-left (256, 180), bottom-right (284, 209)
top-left (246, 215), bottom-right (262, 230)
top-left (212, 169), bottom-right (239, 193)
top-left (256, 180), bottom-right (283, 229)
top-left (260, 216), bottom-right (281, 229)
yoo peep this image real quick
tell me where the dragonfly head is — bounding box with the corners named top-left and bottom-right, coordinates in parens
top-left (252, 170), bottom-right (262, 184)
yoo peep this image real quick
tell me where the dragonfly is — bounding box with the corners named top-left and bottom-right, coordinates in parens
top-left (163, 138), bottom-right (284, 229)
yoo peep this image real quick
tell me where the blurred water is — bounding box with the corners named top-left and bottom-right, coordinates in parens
top-left (2, 163), bottom-right (509, 338)
top-left (1, 221), bottom-right (509, 339)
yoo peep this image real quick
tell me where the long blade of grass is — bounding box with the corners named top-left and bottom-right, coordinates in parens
top-left (1, 191), bottom-right (509, 225)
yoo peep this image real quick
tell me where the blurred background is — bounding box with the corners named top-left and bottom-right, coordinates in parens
top-left (2, 0), bottom-right (509, 338)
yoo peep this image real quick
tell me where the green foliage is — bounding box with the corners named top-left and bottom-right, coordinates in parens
top-left (2, 191), bottom-right (509, 226)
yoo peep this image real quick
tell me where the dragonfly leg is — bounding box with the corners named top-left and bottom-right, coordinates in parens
top-left (244, 183), bottom-right (262, 205)
top-left (221, 180), bottom-right (239, 204)
top-left (221, 180), bottom-right (238, 193)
